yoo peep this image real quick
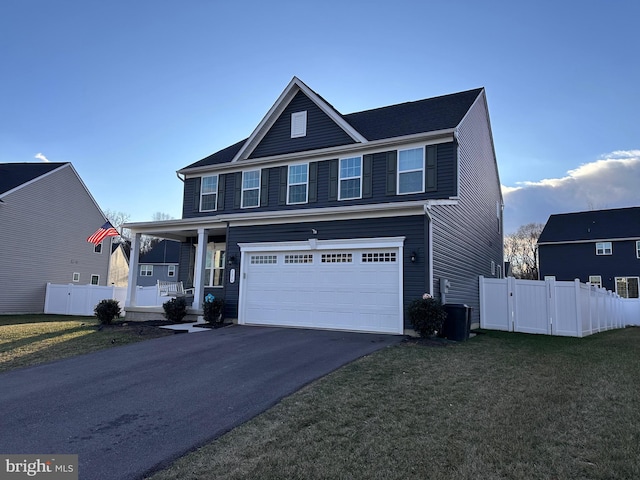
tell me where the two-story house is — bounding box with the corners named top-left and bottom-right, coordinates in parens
top-left (538, 207), bottom-right (640, 298)
top-left (0, 162), bottom-right (111, 313)
top-left (137, 239), bottom-right (180, 287)
top-left (124, 77), bottom-right (503, 334)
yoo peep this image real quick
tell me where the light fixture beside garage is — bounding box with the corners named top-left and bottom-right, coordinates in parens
top-left (227, 255), bottom-right (237, 266)
top-left (410, 251), bottom-right (417, 263)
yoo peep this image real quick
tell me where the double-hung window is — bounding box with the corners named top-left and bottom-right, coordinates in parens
top-left (636, 240), bottom-right (640, 259)
top-left (242, 170), bottom-right (260, 208)
top-left (200, 175), bottom-right (218, 211)
top-left (616, 277), bottom-right (639, 298)
top-left (397, 147), bottom-right (424, 194)
top-left (589, 275), bottom-right (602, 288)
top-left (288, 164), bottom-right (308, 204)
top-left (339, 157), bottom-right (362, 200)
top-left (596, 242), bottom-right (612, 255)
top-left (140, 265), bottom-right (153, 276)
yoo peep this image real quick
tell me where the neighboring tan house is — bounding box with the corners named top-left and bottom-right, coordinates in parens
top-left (124, 77), bottom-right (503, 334)
top-left (136, 239), bottom-right (180, 287)
top-left (538, 207), bottom-right (640, 298)
top-left (108, 242), bottom-right (130, 287)
top-left (0, 162), bottom-right (111, 313)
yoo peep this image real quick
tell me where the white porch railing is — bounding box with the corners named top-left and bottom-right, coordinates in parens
top-left (479, 276), bottom-right (638, 337)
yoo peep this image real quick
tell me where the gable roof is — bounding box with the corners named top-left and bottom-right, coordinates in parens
top-left (180, 79), bottom-right (483, 171)
top-left (138, 239), bottom-right (180, 264)
top-left (538, 207), bottom-right (640, 244)
top-left (0, 162), bottom-right (68, 197)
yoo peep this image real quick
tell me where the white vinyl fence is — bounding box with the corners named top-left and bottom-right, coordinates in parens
top-left (480, 276), bottom-right (639, 337)
top-left (44, 284), bottom-right (168, 316)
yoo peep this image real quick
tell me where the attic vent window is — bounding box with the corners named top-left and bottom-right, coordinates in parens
top-left (291, 111), bottom-right (307, 138)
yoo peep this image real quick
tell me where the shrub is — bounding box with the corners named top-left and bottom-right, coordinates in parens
top-left (203, 294), bottom-right (225, 326)
top-left (407, 293), bottom-right (447, 337)
top-left (163, 297), bottom-right (188, 323)
top-left (94, 299), bottom-right (121, 325)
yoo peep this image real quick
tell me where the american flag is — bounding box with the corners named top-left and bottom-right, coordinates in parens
top-left (87, 221), bottom-right (119, 245)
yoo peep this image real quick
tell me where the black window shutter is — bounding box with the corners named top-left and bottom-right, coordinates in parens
top-left (217, 175), bottom-right (225, 211)
top-left (279, 166), bottom-right (288, 205)
top-left (308, 162), bottom-right (318, 203)
top-left (260, 169), bottom-right (269, 207)
top-left (362, 155), bottom-right (373, 198)
top-left (386, 151), bottom-right (397, 196)
top-left (233, 172), bottom-right (242, 209)
top-left (328, 159), bottom-right (338, 201)
top-left (425, 145), bottom-right (437, 192)
top-left (193, 178), bottom-right (201, 212)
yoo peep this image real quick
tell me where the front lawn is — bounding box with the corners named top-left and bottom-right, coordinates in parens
top-left (148, 328), bottom-right (640, 480)
top-left (0, 314), bottom-right (173, 372)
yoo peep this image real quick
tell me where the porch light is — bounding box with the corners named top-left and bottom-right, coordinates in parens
top-left (410, 251), bottom-right (417, 263)
top-left (228, 255), bottom-right (237, 266)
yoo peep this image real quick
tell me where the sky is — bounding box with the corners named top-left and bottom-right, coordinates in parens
top-left (1, 0), bottom-right (639, 234)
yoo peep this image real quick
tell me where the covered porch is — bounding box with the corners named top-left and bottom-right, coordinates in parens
top-left (122, 217), bottom-right (228, 320)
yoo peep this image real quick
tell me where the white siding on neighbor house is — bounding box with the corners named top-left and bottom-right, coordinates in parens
top-left (431, 91), bottom-right (503, 327)
top-left (108, 246), bottom-right (129, 287)
top-left (0, 164), bottom-right (110, 313)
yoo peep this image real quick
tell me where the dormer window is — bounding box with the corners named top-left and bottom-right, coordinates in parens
top-left (291, 111), bottom-right (307, 138)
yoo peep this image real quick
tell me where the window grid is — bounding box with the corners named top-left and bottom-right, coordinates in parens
top-left (596, 242), bottom-right (612, 255)
top-left (200, 175), bottom-right (218, 211)
top-left (589, 275), bottom-right (602, 288)
top-left (288, 164), bottom-right (308, 204)
top-left (242, 170), bottom-right (260, 208)
top-left (284, 254), bottom-right (313, 264)
top-left (397, 147), bottom-right (424, 194)
top-left (140, 265), bottom-right (153, 276)
top-left (616, 277), bottom-right (639, 298)
top-left (338, 157), bottom-right (362, 200)
top-left (361, 252), bottom-right (397, 263)
top-left (72, 272), bottom-right (80, 282)
top-left (321, 253), bottom-right (352, 263)
top-left (250, 255), bottom-right (277, 265)
top-left (90, 275), bottom-right (99, 285)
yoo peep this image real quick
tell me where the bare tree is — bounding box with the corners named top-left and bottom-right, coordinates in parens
top-left (103, 209), bottom-right (132, 242)
top-left (151, 211), bottom-right (174, 221)
top-left (504, 223), bottom-right (544, 280)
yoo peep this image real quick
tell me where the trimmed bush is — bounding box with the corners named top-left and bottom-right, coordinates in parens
top-left (163, 297), bottom-right (188, 323)
top-left (407, 294), bottom-right (447, 337)
top-left (203, 294), bottom-right (225, 326)
top-left (94, 299), bottom-right (122, 325)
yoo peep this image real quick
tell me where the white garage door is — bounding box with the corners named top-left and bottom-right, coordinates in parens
top-left (238, 238), bottom-right (404, 334)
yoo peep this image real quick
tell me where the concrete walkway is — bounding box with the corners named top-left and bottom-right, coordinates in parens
top-left (0, 325), bottom-right (402, 479)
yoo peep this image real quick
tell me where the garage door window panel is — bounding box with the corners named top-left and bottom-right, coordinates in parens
top-left (250, 255), bottom-right (278, 264)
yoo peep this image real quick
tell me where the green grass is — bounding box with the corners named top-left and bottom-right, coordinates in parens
top-left (0, 314), bottom-right (172, 373)
top-left (148, 328), bottom-right (640, 480)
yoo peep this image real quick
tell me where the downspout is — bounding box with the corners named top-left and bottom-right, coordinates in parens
top-left (424, 202), bottom-right (434, 295)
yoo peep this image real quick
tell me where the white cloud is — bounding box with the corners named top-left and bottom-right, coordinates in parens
top-left (34, 153), bottom-right (50, 162)
top-left (503, 150), bottom-right (640, 233)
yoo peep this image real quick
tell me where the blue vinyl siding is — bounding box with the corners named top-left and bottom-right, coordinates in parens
top-left (430, 93), bottom-right (502, 327)
top-left (250, 91), bottom-right (356, 158)
top-left (182, 143), bottom-right (457, 219)
top-left (222, 216), bottom-right (427, 326)
top-left (539, 240), bottom-right (640, 292)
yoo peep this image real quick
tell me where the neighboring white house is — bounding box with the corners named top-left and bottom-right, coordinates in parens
top-left (0, 162), bottom-right (111, 313)
top-left (108, 242), bottom-right (130, 287)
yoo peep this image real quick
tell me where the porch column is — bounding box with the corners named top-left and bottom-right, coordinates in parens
top-left (192, 228), bottom-right (208, 309)
top-left (125, 233), bottom-right (141, 308)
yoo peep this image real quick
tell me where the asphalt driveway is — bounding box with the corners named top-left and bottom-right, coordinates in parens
top-left (0, 325), bottom-right (402, 479)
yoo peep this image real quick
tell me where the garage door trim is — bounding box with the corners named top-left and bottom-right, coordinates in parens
top-left (238, 237), bottom-right (405, 334)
